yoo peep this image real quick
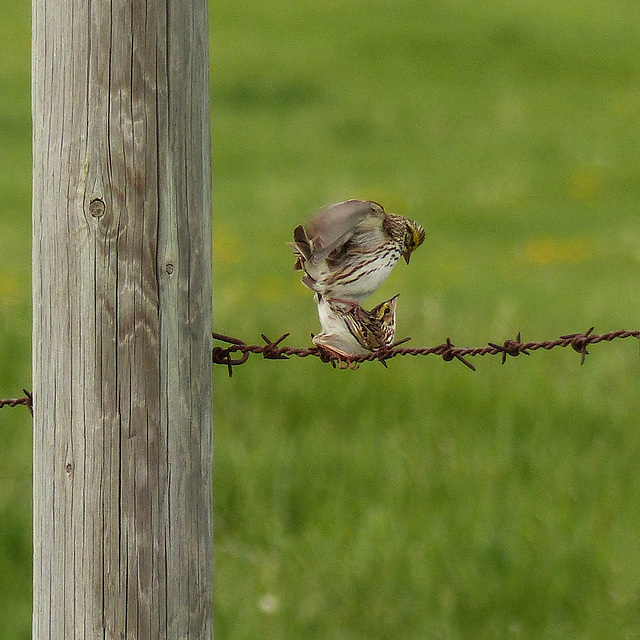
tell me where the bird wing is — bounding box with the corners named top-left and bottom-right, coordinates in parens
top-left (305, 200), bottom-right (383, 262)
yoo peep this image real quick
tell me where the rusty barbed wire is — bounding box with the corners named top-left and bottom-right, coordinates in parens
top-left (212, 327), bottom-right (640, 375)
top-left (2, 328), bottom-right (638, 405)
top-left (0, 390), bottom-right (33, 415)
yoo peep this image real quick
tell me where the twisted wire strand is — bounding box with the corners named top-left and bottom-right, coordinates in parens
top-left (2, 329), bottom-right (639, 401)
top-left (0, 390), bottom-right (33, 415)
top-left (212, 328), bottom-right (640, 375)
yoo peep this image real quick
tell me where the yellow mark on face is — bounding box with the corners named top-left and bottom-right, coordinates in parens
top-left (411, 227), bottom-right (424, 249)
top-left (406, 221), bottom-right (425, 254)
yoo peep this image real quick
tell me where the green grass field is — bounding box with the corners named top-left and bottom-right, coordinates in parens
top-left (2, 0), bottom-right (640, 638)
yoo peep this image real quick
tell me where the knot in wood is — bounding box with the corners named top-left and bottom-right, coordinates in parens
top-left (89, 198), bottom-right (106, 218)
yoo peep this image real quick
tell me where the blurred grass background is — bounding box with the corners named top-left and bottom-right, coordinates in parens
top-left (2, 0), bottom-right (640, 638)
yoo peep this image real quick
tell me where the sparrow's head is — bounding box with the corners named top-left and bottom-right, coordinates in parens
top-left (402, 220), bottom-right (425, 264)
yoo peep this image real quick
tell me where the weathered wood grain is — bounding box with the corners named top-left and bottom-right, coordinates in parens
top-left (32, 0), bottom-right (213, 637)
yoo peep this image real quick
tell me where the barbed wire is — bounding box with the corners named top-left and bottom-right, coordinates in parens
top-left (2, 329), bottom-right (638, 405)
top-left (0, 390), bottom-right (33, 415)
top-left (212, 327), bottom-right (640, 375)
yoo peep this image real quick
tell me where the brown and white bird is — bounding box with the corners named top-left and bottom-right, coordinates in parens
top-left (312, 294), bottom-right (399, 358)
top-left (289, 200), bottom-right (424, 304)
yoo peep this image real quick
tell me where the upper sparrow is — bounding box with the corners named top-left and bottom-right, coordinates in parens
top-left (289, 200), bottom-right (424, 304)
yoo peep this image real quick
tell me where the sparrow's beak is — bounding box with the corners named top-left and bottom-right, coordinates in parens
top-left (403, 253), bottom-right (411, 265)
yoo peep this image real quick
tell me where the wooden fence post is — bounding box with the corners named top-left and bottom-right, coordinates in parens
top-left (31, 0), bottom-right (213, 637)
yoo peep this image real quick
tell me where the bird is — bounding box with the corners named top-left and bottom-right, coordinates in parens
top-left (312, 294), bottom-right (399, 358)
top-left (289, 200), bottom-right (424, 304)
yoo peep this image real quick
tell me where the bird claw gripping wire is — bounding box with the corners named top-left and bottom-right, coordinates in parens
top-left (311, 342), bottom-right (360, 370)
top-left (331, 357), bottom-right (360, 370)
top-left (318, 336), bottom-right (413, 369)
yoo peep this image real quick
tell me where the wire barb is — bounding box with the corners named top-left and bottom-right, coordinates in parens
top-left (559, 327), bottom-right (594, 365)
top-left (260, 333), bottom-right (291, 360)
top-left (489, 331), bottom-right (530, 364)
top-left (436, 337), bottom-right (477, 371)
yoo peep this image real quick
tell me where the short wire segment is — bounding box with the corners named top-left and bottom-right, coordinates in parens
top-left (0, 390), bottom-right (33, 415)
